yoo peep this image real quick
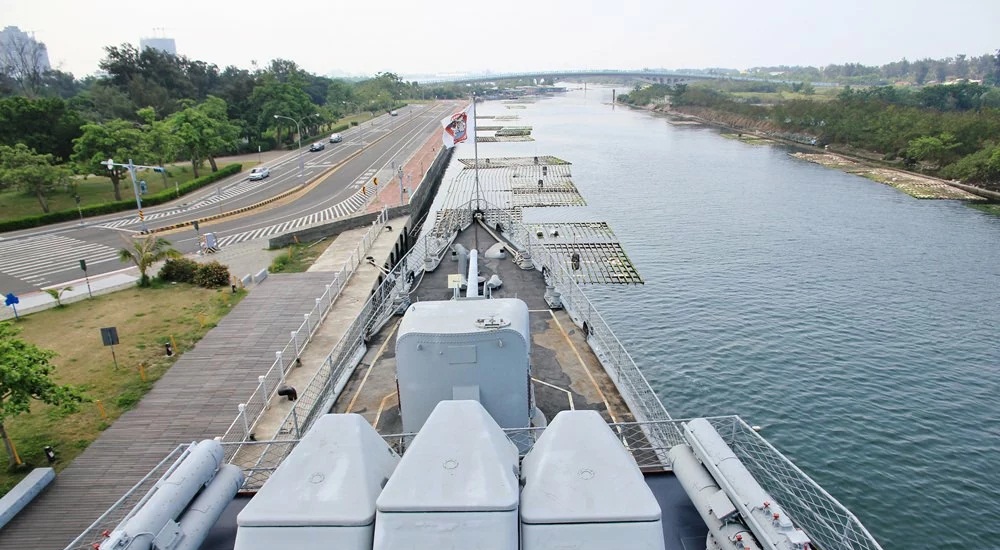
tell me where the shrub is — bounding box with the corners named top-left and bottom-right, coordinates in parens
top-left (194, 261), bottom-right (231, 288)
top-left (269, 252), bottom-right (291, 273)
top-left (350, 121), bottom-right (359, 127)
top-left (158, 257), bottom-right (199, 283)
top-left (0, 164), bottom-right (242, 232)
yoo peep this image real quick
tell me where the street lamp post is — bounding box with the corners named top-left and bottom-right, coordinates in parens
top-left (101, 158), bottom-right (164, 233)
top-left (273, 114), bottom-right (303, 178)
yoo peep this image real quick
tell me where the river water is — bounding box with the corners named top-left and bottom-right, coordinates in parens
top-left (464, 88), bottom-right (1000, 549)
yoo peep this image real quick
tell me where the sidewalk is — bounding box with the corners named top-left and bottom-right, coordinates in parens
top-left (1, 243), bottom-right (282, 321)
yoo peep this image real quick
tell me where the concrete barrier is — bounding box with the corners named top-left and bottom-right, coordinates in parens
top-left (0, 468), bottom-right (54, 529)
top-left (253, 269), bottom-right (268, 284)
top-left (241, 274), bottom-right (252, 287)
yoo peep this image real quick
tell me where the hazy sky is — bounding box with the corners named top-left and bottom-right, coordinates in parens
top-left (3, 0), bottom-right (998, 78)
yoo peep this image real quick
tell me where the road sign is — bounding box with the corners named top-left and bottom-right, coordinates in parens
top-left (101, 327), bottom-right (120, 369)
top-left (79, 259), bottom-right (87, 272)
top-left (100, 327), bottom-right (119, 346)
top-left (139, 180), bottom-right (147, 194)
top-left (4, 293), bottom-right (18, 320)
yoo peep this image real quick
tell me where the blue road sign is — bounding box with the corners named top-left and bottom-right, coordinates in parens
top-left (4, 293), bottom-right (18, 307)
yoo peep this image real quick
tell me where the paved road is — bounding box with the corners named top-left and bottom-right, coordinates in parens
top-left (0, 102), bottom-right (455, 295)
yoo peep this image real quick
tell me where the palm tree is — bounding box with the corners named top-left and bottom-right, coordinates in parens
top-left (119, 236), bottom-right (181, 287)
top-left (43, 286), bottom-right (73, 307)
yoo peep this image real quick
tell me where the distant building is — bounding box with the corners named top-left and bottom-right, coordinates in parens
top-left (0, 25), bottom-right (51, 75)
top-left (140, 37), bottom-right (177, 56)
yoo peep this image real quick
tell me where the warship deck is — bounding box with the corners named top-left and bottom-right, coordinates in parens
top-left (332, 222), bottom-right (636, 433)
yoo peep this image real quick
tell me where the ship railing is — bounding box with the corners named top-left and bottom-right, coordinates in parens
top-left (479, 206), bottom-right (678, 458)
top-left (65, 417), bottom-right (881, 550)
top-left (218, 207), bottom-right (390, 460)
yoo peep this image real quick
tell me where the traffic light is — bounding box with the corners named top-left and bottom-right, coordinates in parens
top-left (138, 210), bottom-right (145, 221)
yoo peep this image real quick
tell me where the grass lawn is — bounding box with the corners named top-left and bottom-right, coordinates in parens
top-left (269, 238), bottom-right (336, 273)
top-left (0, 164), bottom-right (201, 223)
top-left (0, 284), bottom-right (244, 495)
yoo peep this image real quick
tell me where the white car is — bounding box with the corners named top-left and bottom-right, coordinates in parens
top-left (248, 167), bottom-right (270, 181)
top-left (390, 110), bottom-right (399, 116)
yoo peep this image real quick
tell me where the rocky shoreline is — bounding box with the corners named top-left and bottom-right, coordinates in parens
top-left (640, 103), bottom-right (996, 202)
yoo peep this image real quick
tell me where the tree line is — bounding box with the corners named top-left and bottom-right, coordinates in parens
top-left (0, 44), bottom-right (468, 215)
top-left (619, 81), bottom-right (1000, 188)
top-left (744, 50), bottom-right (1000, 86)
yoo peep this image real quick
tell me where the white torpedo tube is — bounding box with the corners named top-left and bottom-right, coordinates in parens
top-left (99, 439), bottom-right (243, 550)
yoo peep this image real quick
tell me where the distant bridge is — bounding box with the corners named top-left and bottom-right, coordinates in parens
top-left (419, 69), bottom-right (807, 86)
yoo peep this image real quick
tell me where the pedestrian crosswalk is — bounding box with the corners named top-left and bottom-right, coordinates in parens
top-left (97, 175), bottom-right (274, 230)
top-left (0, 234), bottom-right (121, 287)
top-left (215, 186), bottom-right (375, 247)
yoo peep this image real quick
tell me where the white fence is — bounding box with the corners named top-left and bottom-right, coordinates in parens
top-left (218, 207), bottom-right (390, 460)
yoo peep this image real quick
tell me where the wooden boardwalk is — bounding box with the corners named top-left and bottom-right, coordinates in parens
top-left (0, 273), bottom-right (335, 550)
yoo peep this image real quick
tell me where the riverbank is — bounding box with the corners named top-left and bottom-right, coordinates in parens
top-left (649, 104), bottom-right (996, 202)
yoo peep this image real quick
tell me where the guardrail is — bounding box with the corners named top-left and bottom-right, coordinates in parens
top-left (65, 416), bottom-right (882, 550)
top-left (218, 207), bottom-right (390, 460)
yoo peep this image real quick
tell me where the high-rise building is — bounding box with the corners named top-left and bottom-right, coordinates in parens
top-left (0, 26), bottom-right (51, 76)
top-left (140, 36), bottom-right (177, 56)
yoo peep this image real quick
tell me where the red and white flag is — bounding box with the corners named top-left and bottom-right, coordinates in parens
top-left (441, 104), bottom-right (475, 149)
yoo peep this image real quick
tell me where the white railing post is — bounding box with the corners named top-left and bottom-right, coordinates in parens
top-left (275, 350), bottom-right (284, 372)
top-left (238, 403), bottom-right (249, 439)
top-left (315, 297), bottom-right (322, 315)
top-left (292, 406), bottom-right (301, 438)
top-left (304, 312), bottom-right (312, 334)
top-left (291, 331), bottom-right (299, 357)
top-left (259, 375), bottom-right (269, 409)
top-left (324, 284), bottom-right (332, 309)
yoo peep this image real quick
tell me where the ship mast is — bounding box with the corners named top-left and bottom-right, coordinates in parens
top-left (472, 93), bottom-right (481, 213)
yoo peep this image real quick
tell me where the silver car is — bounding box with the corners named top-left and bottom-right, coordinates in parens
top-left (248, 167), bottom-right (270, 180)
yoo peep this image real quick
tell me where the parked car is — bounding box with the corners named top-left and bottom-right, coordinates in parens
top-left (329, 133), bottom-right (342, 143)
top-left (248, 166), bottom-right (270, 180)
top-left (309, 142), bottom-right (325, 152)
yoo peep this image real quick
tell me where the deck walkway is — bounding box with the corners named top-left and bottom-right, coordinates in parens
top-left (0, 273), bottom-right (343, 550)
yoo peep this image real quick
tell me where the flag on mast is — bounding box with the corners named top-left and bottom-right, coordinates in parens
top-left (441, 104), bottom-right (475, 149)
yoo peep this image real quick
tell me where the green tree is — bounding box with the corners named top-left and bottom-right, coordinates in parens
top-left (0, 322), bottom-right (86, 468)
top-left (0, 144), bottom-right (71, 213)
top-left (118, 235), bottom-right (181, 287)
top-left (71, 120), bottom-right (145, 201)
top-left (137, 107), bottom-right (179, 188)
top-left (907, 133), bottom-right (959, 167)
top-left (168, 96), bottom-right (240, 176)
top-left (0, 96), bottom-right (84, 161)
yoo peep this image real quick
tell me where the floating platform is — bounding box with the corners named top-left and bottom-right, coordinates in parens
top-left (478, 136), bottom-right (535, 143)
